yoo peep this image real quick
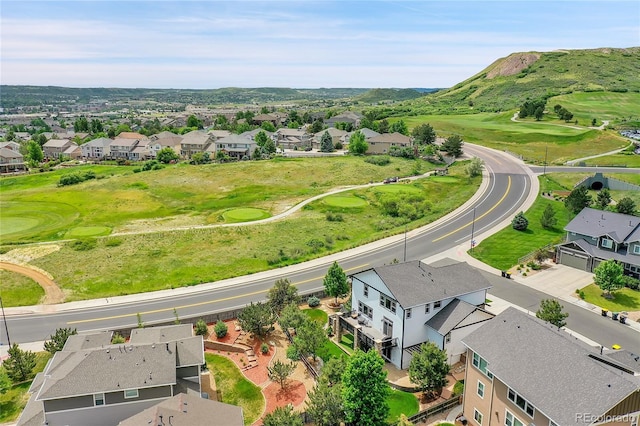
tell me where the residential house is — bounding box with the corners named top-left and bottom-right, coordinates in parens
top-left (312, 128), bottom-right (347, 150)
top-left (333, 260), bottom-right (493, 370)
top-left (148, 131), bottom-right (183, 158)
top-left (326, 111), bottom-right (364, 129)
top-left (366, 132), bottom-right (412, 155)
top-left (274, 128), bottom-right (311, 150)
top-left (63, 144), bottom-right (82, 160)
top-left (207, 129), bottom-right (232, 140)
top-left (117, 393), bottom-right (244, 426)
top-left (1, 141), bottom-right (22, 152)
top-left (210, 134), bottom-right (257, 160)
top-left (252, 113), bottom-right (286, 127)
top-left (241, 128), bottom-right (274, 142)
top-left (461, 307), bottom-right (640, 426)
top-left (117, 131), bottom-right (147, 140)
top-left (17, 325), bottom-right (205, 426)
top-left (108, 138), bottom-right (140, 160)
top-left (42, 139), bottom-right (72, 159)
top-left (81, 137), bottom-right (113, 160)
top-left (0, 147), bottom-right (26, 173)
top-left (180, 130), bottom-right (215, 158)
top-left (556, 207), bottom-right (640, 278)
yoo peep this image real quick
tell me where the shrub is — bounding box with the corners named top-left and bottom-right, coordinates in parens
top-left (111, 333), bottom-right (126, 344)
top-left (326, 212), bottom-right (344, 222)
top-left (104, 238), bottom-right (123, 247)
top-left (308, 296), bottom-right (321, 307)
top-left (453, 380), bottom-right (465, 396)
top-left (195, 319), bottom-right (208, 336)
top-left (286, 345), bottom-right (299, 361)
top-left (512, 211), bottom-right (529, 231)
top-left (364, 155), bottom-right (391, 166)
top-left (622, 275), bottom-right (640, 291)
top-left (214, 320), bottom-right (228, 338)
top-left (261, 343), bottom-right (270, 354)
top-left (70, 239), bottom-right (97, 251)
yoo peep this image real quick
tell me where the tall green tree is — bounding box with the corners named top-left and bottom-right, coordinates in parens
top-left (278, 303), bottom-right (307, 332)
top-left (536, 299), bottom-right (569, 328)
top-left (389, 119), bottom-right (408, 136)
top-left (156, 147), bottom-right (179, 164)
top-left (594, 260), bottom-right (624, 297)
top-left (348, 131), bottom-right (368, 155)
top-left (306, 381), bottom-right (344, 426)
top-left (320, 131), bottom-right (334, 152)
top-left (616, 197), bottom-right (636, 215)
top-left (255, 130), bottom-right (268, 147)
top-left (564, 186), bottom-right (592, 214)
top-left (25, 140), bottom-right (44, 167)
top-left (267, 278), bottom-right (300, 314)
top-left (411, 123), bottom-right (436, 145)
top-left (267, 359), bottom-right (295, 388)
top-left (319, 356), bottom-right (346, 387)
top-left (238, 302), bottom-right (276, 337)
top-left (342, 349), bottom-right (390, 426)
top-left (596, 189), bottom-right (612, 209)
top-left (44, 327), bottom-right (77, 354)
top-left (293, 318), bottom-right (327, 361)
top-left (377, 119), bottom-right (389, 134)
top-left (3, 344), bottom-right (36, 383)
top-left (408, 342), bottom-right (450, 398)
top-left (0, 368), bottom-right (11, 394)
top-left (323, 261), bottom-right (350, 306)
top-left (263, 405), bottom-right (303, 426)
top-left (310, 119), bottom-right (324, 134)
top-left (540, 203), bottom-right (558, 229)
top-left (261, 121), bottom-right (276, 132)
top-left (441, 135), bottom-right (463, 157)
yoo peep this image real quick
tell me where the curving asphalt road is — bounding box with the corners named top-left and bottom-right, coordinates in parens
top-left (3, 145), bottom-right (640, 352)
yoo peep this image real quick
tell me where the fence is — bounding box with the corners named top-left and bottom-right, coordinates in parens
top-left (406, 396), bottom-right (461, 424)
top-left (282, 328), bottom-right (319, 380)
top-left (517, 242), bottom-right (555, 266)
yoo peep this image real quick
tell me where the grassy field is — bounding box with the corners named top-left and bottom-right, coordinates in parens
top-left (0, 270), bottom-right (44, 306)
top-left (1, 157), bottom-right (433, 244)
top-left (387, 388), bottom-right (419, 423)
top-left (470, 175), bottom-right (574, 270)
top-left (0, 352), bottom-right (52, 423)
top-left (205, 353), bottom-right (264, 425)
top-left (580, 284), bottom-right (640, 312)
top-left (303, 308), bottom-right (328, 325)
top-left (399, 112), bottom-right (629, 164)
top-left (550, 92), bottom-right (640, 124)
top-left (1, 161), bottom-right (479, 304)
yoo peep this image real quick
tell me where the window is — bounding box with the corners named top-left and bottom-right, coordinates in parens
top-left (601, 238), bottom-right (613, 249)
top-left (633, 245), bottom-right (640, 255)
top-left (363, 285), bottom-right (369, 297)
top-left (473, 408), bottom-right (483, 425)
top-left (124, 389), bottom-right (139, 399)
top-left (406, 308), bottom-right (412, 319)
top-left (94, 393), bottom-right (105, 406)
top-left (505, 410), bottom-right (524, 426)
top-left (476, 380), bottom-right (484, 398)
top-left (379, 294), bottom-right (396, 314)
top-left (472, 352), bottom-right (493, 379)
top-left (425, 304), bottom-right (430, 314)
top-left (445, 333), bottom-right (451, 344)
top-left (507, 388), bottom-right (535, 417)
top-left (358, 302), bottom-right (373, 319)
top-left (434, 300), bottom-right (442, 309)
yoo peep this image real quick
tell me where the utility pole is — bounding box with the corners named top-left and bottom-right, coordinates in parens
top-left (543, 145), bottom-right (548, 175)
top-left (470, 207), bottom-right (477, 252)
top-left (403, 225), bottom-right (408, 262)
top-left (0, 296), bottom-right (10, 347)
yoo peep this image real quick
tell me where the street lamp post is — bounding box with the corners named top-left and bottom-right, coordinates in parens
top-left (543, 145), bottom-right (548, 175)
top-left (470, 207), bottom-right (477, 252)
top-left (403, 225), bottom-right (407, 262)
top-left (0, 296), bottom-right (10, 347)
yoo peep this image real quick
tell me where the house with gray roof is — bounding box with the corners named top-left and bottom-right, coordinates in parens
top-left (209, 134), bottom-right (257, 160)
top-left (365, 132), bottom-right (412, 155)
top-left (311, 128), bottom-right (347, 150)
top-left (461, 307), bottom-right (640, 426)
top-left (273, 128), bottom-right (311, 150)
top-left (118, 392), bottom-right (243, 426)
top-left (107, 138), bottom-right (140, 160)
top-left (334, 260), bottom-right (493, 369)
top-left (325, 111), bottom-right (363, 128)
top-left (43, 139), bottom-right (75, 159)
top-left (81, 137), bottom-right (113, 160)
top-left (0, 147), bottom-right (26, 173)
top-left (17, 325), bottom-right (205, 426)
top-left (180, 130), bottom-right (215, 158)
top-left (556, 207), bottom-right (640, 278)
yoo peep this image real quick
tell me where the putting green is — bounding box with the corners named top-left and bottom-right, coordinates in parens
top-left (1, 200), bottom-right (80, 241)
top-left (372, 185), bottom-right (422, 194)
top-left (223, 208), bottom-right (270, 222)
top-left (430, 176), bottom-right (458, 183)
top-left (65, 226), bottom-right (112, 238)
top-left (323, 196), bottom-right (368, 208)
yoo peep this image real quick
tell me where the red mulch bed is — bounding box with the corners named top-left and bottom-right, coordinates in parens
top-left (262, 380), bottom-right (306, 409)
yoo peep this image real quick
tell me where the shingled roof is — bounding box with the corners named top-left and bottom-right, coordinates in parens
top-left (565, 207), bottom-right (640, 243)
top-left (462, 307), bottom-right (640, 425)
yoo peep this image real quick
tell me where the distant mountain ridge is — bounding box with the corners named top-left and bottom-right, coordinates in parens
top-left (410, 47), bottom-right (640, 114)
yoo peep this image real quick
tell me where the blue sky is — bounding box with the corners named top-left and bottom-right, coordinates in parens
top-left (1, 1), bottom-right (638, 89)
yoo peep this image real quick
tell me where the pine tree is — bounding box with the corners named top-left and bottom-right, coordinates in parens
top-left (512, 211), bottom-right (529, 231)
top-left (3, 344), bottom-right (36, 383)
top-left (320, 131), bottom-right (334, 152)
top-left (540, 204), bottom-right (558, 229)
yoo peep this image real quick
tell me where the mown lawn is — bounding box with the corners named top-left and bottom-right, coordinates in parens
top-left (317, 339), bottom-right (349, 362)
top-left (2, 161), bottom-right (480, 303)
top-left (303, 308), bottom-right (328, 325)
top-left (470, 175), bottom-right (573, 270)
top-left (205, 353), bottom-right (264, 425)
top-left (0, 352), bottom-right (52, 423)
top-left (387, 388), bottom-right (419, 423)
top-left (580, 284), bottom-right (640, 312)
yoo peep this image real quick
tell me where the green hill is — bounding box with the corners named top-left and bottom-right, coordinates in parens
top-left (355, 88), bottom-right (426, 103)
top-left (408, 47), bottom-right (640, 114)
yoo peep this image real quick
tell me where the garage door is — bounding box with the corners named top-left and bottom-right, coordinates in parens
top-left (559, 250), bottom-right (588, 270)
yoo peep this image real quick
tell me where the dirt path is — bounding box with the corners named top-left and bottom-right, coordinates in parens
top-left (0, 261), bottom-right (65, 305)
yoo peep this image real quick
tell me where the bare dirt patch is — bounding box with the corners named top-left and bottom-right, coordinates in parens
top-left (0, 261), bottom-right (65, 305)
top-left (486, 52), bottom-right (541, 78)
